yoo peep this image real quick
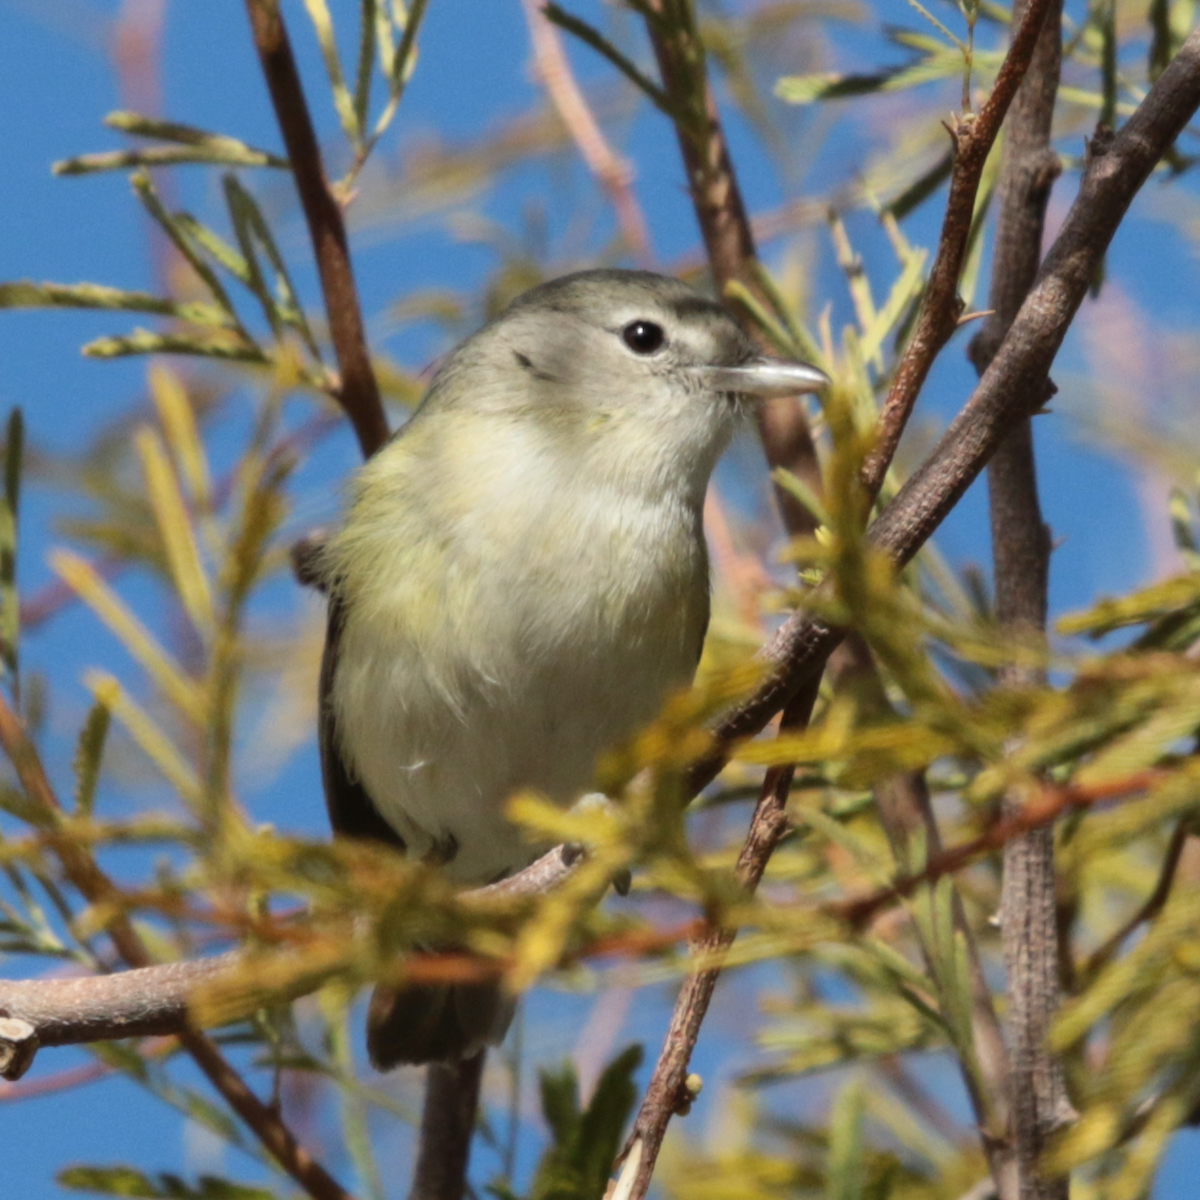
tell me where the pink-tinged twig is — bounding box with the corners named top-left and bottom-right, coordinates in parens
top-left (521, 0), bottom-right (651, 263)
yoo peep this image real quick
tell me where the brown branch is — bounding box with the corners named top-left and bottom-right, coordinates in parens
top-left (0, 693), bottom-right (359, 1200)
top-left (242, 0), bottom-right (388, 459)
top-left (0, 844), bottom-right (580, 1063)
top-left (689, 22), bottom-right (1200, 793)
top-left (835, 772), bottom-right (1164, 930)
top-left (618, 681), bottom-right (821, 1200)
top-left (409, 1052), bottom-right (486, 1200)
top-left (966, 0), bottom-right (1071, 1190)
top-left (859, 0), bottom-right (1059, 497)
top-left (520, 0), bottom-right (651, 262)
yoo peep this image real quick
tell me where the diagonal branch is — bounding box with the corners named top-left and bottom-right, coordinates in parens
top-left (617, 681), bottom-right (822, 1200)
top-left (859, 0), bottom-right (1060, 497)
top-left (242, 0), bottom-right (388, 459)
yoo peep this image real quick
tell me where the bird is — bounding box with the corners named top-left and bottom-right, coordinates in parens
top-left (317, 268), bottom-right (828, 1067)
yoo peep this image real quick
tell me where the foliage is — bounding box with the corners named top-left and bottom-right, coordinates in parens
top-left (3, 1), bottom-right (1200, 1199)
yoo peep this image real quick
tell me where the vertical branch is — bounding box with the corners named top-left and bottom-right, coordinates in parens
top-left (408, 1053), bottom-right (486, 1200)
top-left (242, 0), bottom-right (389, 459)
top-left (968, 0), bottom-right (1073, 1194)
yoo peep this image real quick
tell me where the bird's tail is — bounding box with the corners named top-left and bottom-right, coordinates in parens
top-left (366, 976), bottom-right (515, 1069)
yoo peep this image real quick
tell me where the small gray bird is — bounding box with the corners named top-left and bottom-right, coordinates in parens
top-left (318, 269), bottom-right (827, 1067)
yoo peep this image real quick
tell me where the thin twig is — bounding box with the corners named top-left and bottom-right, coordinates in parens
top-left (1081, 819), bottom-right (1191, 979)
top-left (0, 693), bottom-right (359, 1200)
top-left (619, 681), bottom-right (821, 1200)
top-left (520, 0), bottom-right (651, 262)
top-left (859, 0), bottom-right (1060, 497)
top-left (242, 0), bottom-right (388, 459)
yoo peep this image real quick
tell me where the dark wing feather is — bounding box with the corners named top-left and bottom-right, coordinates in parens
top-left (319, 592), bottom-right (406, 850)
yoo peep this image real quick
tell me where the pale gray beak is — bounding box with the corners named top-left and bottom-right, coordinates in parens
top-left (698, 357), bottom-right (829, 398)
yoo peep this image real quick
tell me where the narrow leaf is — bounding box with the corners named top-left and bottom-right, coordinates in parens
top-left (84, 671), bottom-right (203, 807)
top-left (134, 427), bottom-right (215, 637)
top-left (50, 548), bottom-right (207, 723)
top-left (543, 4), bottom-right (676, 117)
top-left (0, 281), bottom-right (234, 328)
top-left (73, 697), bottom-right (112, 817)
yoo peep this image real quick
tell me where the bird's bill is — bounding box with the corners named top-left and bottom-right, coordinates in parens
top-left (698, 358), bottom-right (830, 398)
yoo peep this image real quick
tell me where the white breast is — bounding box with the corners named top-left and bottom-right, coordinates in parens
top-left (330, 417), bottom-right (709, 884)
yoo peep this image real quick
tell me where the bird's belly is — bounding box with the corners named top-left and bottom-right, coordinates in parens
top-left (333, 508), bottom-right (707, 884)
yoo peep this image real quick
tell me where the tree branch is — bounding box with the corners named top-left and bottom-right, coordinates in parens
top-left (966, 0), bottom-right (1072, 1189)
top-left (0, 844), bottom-right (580, 1067)
top-left (408, 1053), bottom-right (486, 1200)
top-left (859, 0), bottom-right (1060, 496)
top-left (691, 21), bottom-right (1200, 792)
top-left (242, 0), bottom-right (388, 459)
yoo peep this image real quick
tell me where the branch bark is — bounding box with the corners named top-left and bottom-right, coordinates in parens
top-left (408, 1053), bottom-right (486, 1200)
top-left (859, 0), bottom-right (1060, 496)
top-left (242, 0), bottom-right (388, 459)
top-left (966, 0), bottom-right (1072, 1187)
top-left (0, 844), bottom-right (580, 1066)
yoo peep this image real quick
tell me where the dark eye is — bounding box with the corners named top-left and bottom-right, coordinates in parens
top-left (621, 320), bottom-right (665, 355)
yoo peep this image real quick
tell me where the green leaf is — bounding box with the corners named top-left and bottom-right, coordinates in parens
top-left (58, 1165), bottom-right (275, 1199)
top-left (0, 281), bottom-right (234, 329)
top-left (222, 175), bottom-right (322, 359)
top-left (826, 1079), bottom-right (866, 1200)
top-left (522, 1044), bottom-right (643, 1200)
top-left (83, 329), bottom-right (267, 364)
top-left (130, 173), bottom-right (240, 321)
top-left (53, 112), bottom-right (288, 175)
top-left (73, 696), bottom-right (112, 816)
top-left (302, 0), bottom-right (363, 149)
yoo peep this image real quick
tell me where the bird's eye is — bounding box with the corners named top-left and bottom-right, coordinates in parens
top-left (621, 320), bottom-right (665, 355)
